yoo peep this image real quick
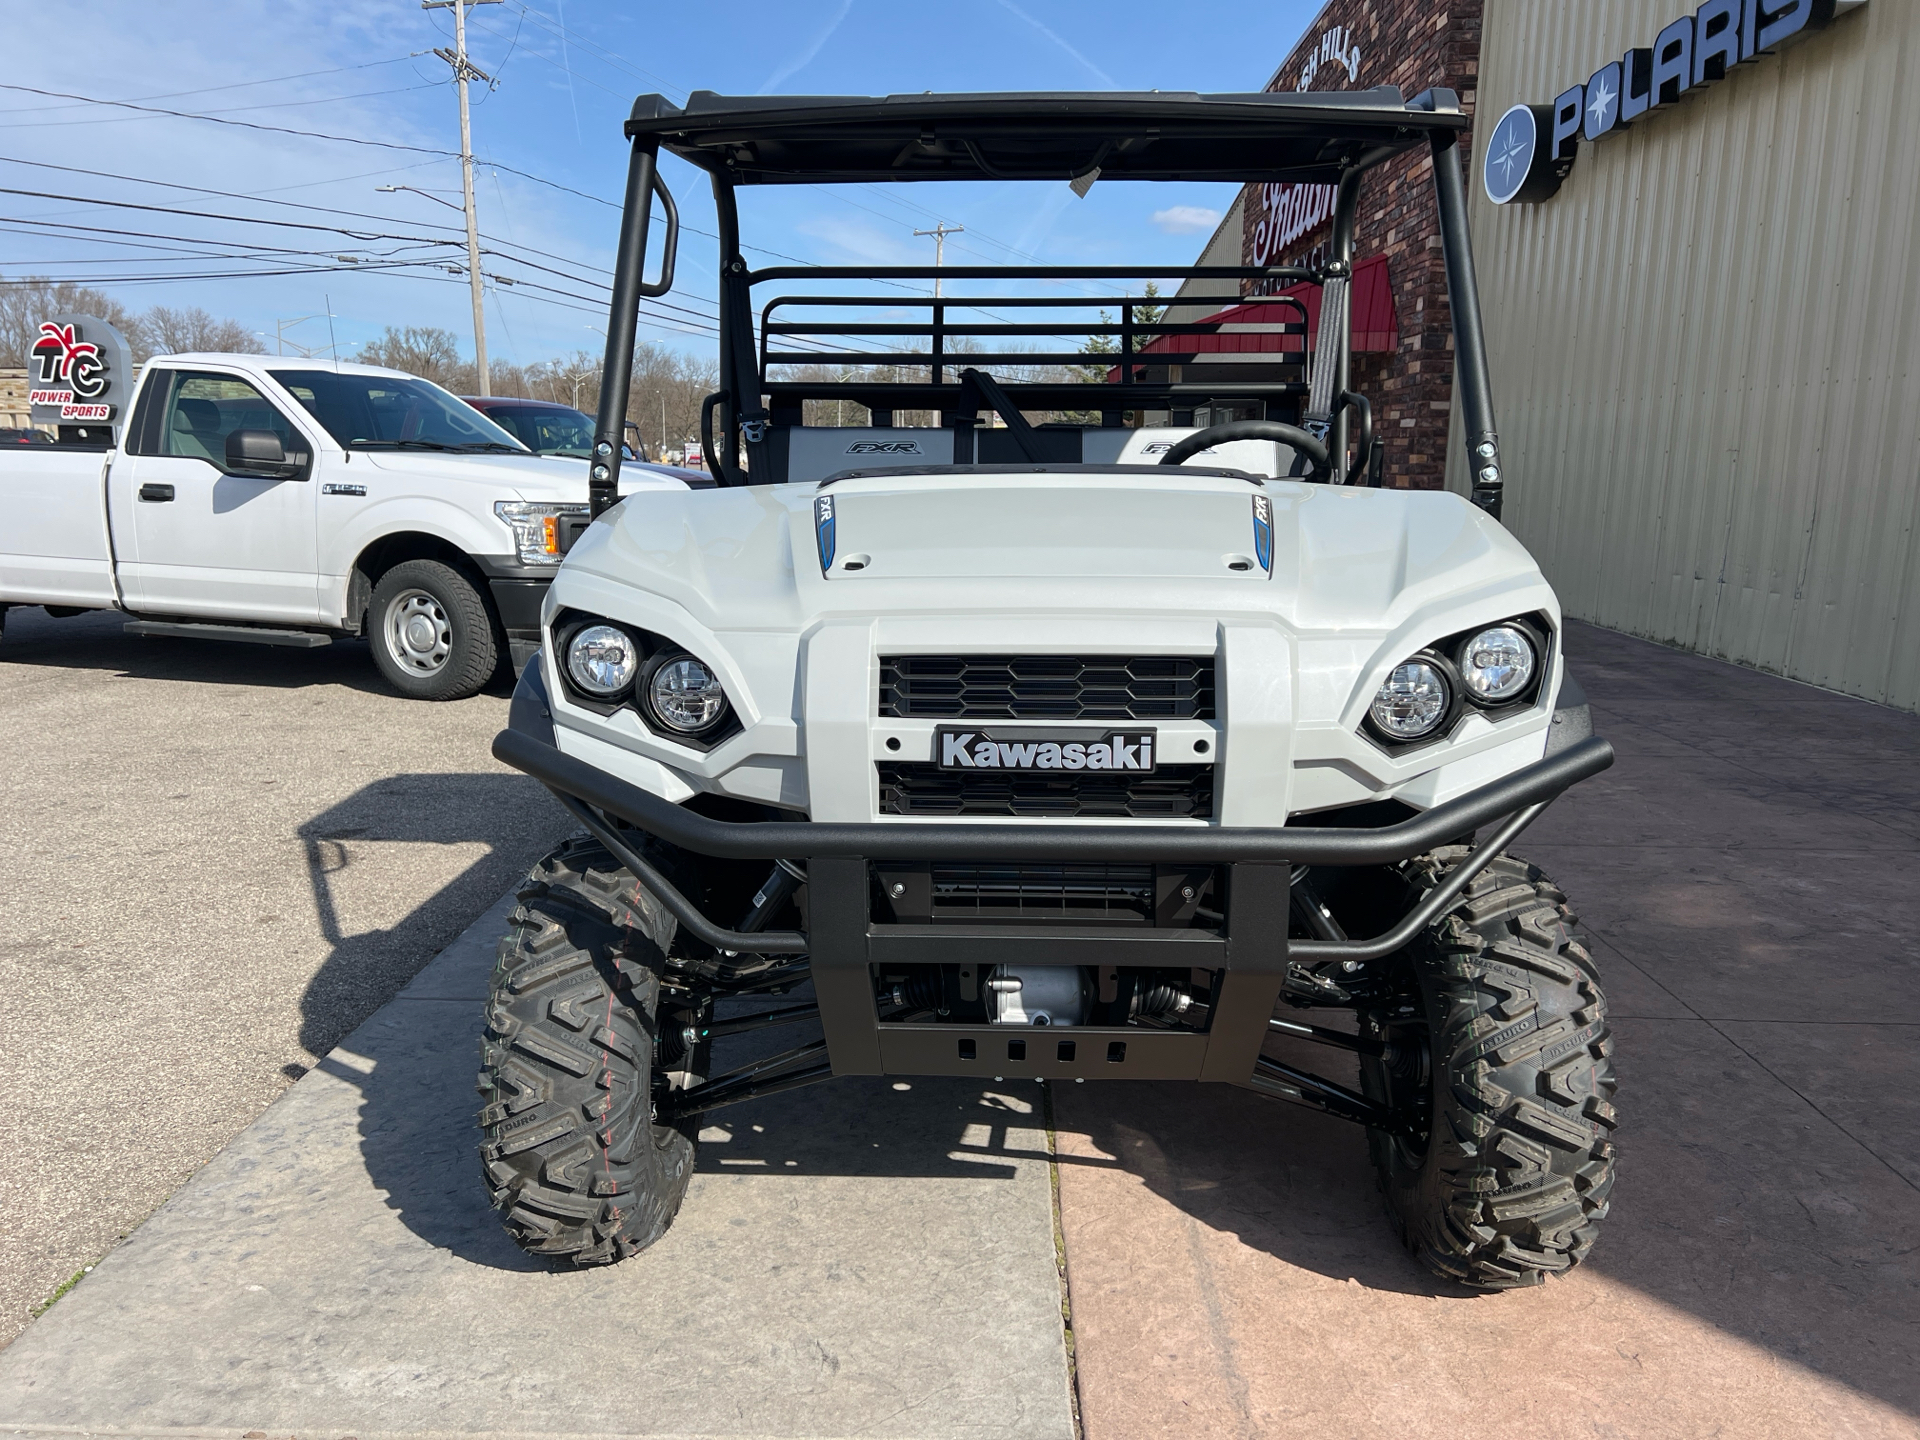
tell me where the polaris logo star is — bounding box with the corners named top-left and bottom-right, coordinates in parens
top-left (937, 728), bottom-right (1156, 772)
top-left (847, 440), bottom-right (921, 455)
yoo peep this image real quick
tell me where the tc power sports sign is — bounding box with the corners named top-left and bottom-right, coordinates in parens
top-left (1485, 0), bottom-right (1864, 205)
top-left (28, 314), bottom-right (134, 426)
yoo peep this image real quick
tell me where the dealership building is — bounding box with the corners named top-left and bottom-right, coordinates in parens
top-left (1182, 0), bottom-right (1919, 710)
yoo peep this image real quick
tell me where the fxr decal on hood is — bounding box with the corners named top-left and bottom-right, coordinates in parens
top-left (1252, 492), bottom-right (1273, 573)
top-left (813, 492), bottom-right (835, 572)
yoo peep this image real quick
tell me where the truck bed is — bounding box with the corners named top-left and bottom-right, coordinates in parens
top-left (0, 447), bottom-right (116, 609)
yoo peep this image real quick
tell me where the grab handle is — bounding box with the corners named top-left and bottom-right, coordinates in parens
top-left (636, 167), bottom-right (678, 299)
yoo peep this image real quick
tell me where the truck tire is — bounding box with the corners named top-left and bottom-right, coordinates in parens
top-left (368, 558), bottom-right (498, 701)
top-left (1359, 850), bottom-right (1617, 1289)
top-left (478, 836), bottom-right (697, 1264)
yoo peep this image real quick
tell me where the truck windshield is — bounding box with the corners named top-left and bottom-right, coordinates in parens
top-left (273, 370), bottom-right (527, 453)
top-left (482, 404), bottom-right (594, 457)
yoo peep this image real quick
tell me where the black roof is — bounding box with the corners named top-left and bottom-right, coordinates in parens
top-left (625, 88), bottom-right (1467, 186)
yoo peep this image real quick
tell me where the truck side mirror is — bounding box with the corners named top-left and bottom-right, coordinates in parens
top-left (225, 428), bottom-right (308, 480)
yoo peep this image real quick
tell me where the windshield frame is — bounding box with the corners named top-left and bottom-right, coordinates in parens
top-left (268, 368), bottom-right (530, 454)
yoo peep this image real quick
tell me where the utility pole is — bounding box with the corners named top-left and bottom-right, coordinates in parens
top-left (422, 0), bottom-right (501, 394)
top-left (913, 222), bottom-right (964, 298)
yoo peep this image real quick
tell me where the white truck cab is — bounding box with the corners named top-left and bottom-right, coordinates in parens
top-left (0, 352), bottom-right (688, 699)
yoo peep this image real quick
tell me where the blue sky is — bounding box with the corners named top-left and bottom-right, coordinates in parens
top-left (2, 0), bottom-right (1321, 366)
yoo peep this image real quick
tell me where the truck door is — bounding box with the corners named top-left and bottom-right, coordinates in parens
top-left (115, 368), bottom-right (321, 624)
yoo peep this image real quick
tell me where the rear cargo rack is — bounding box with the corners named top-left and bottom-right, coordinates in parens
top-left (755, 267), bottom-right (1312, 424)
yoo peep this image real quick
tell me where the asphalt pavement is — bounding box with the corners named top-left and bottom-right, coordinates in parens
top-left (0, 605), bottom-right (574, 1348)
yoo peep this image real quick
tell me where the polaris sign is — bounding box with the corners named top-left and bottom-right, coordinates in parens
top-left (1485, 0), bottom-right (1865, 205)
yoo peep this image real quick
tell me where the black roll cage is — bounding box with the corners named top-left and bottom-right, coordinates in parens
top-left (585, 85), bottom-right (1503, 519)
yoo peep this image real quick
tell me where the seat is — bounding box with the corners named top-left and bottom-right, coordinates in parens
top-left (168, 397), bottom-right (225, 464)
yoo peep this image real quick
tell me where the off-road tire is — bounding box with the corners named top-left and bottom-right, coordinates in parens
top-left (1360, 850), bottom-right (1617, 1289)
top-left (478, 835), bottom-right (697, 1264)
top-left (368, 558), bottom-right (498, 701)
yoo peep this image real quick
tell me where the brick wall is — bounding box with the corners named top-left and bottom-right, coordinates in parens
top-left (1241, 2), bottom-right (1482, 490)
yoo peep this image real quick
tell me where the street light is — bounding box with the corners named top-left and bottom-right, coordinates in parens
top-left (257, 313), bottom-right (337, 358)
top-left (376, 184), bottom-right (465, 214)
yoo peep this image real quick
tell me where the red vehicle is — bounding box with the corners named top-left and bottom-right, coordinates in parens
top-left (461, 396), bottom-right (711, 485)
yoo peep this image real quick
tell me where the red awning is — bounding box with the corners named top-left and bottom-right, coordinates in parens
top-left (1120, 253), bottom-right (1399, 373)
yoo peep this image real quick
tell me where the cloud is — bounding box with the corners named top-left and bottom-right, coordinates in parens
top-left (795, 215), bottom-right (919, 265)
top-left (994, 0), bottom-right (1117, 87)
top-left (759, 0), bottom-right (855, 94)
top-left (1152, 206), bottom-right (1222, 235)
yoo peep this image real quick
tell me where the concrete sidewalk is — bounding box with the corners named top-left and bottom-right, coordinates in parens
top-left (1053, 622), bottom-right (1920, 1439)
top-left (0, 892), bottom-right (1075, 1440)
top-left (0, 605), bottom-right (574, 1346)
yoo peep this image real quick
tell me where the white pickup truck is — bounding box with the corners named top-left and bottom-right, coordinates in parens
top-left (0, 352), bottom-right (687, 700)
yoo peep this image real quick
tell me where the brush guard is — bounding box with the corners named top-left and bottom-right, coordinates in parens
top-left (493, 723), bottom-right (1612, 1128)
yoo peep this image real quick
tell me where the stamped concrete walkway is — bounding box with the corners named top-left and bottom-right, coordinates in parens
top-left (0, 890), bottom-right (1075, 1439)
top-left (1054, 622), bottom-right (1920, 1439)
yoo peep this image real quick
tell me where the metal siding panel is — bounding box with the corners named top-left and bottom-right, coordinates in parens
top-left (1465, 0), bottom-right (1920, 709)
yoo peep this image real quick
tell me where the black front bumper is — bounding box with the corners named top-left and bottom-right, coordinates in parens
top-left (469, 555), bottom-right (553, 671)
top-left (492, 697), bottom-right (1613, 1085)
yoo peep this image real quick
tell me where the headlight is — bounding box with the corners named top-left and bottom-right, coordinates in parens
top-left (495, 501), bottom-right (589, 565)
top-left (1369, 660), bottom-right (1451, 740)
top-left (1460, 625), bottom-right (1536, 703)
top-left (646, 653), bottom-right (730, 733)
top-left (566, 625), bottom-right (640, 697)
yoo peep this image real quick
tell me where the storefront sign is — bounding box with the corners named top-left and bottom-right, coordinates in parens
top-left (1295, 24), bottom-right (1362, 90)
top-left (1248, 23), bottom-right (1363, 263)
top-left (28, 314), bottom-right (134, 427)
top-left (1248, 181), bottom-right (1338, 266)
top-left (1485, 0), bottom-right (1865, 205)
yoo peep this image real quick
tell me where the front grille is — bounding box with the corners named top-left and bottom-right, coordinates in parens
top-left (880, 654), bottom-right (1215, 721)
top-left (935, 863), bottom-right (1154, 922)
top-left (872, 861), bottom-right (1222, 927)
top-left (876, 762), bottom-right (1213, 819)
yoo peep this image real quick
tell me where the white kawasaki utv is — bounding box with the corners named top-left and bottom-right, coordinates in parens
top-left (479, 87), bottom-right (1617, 1289)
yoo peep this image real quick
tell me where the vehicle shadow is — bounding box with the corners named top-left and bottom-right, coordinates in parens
top-left (293, 771), bottom-right (564, 1061)
top-left (0, 604), bottom-right (515, 697)
top-left (336, 977), bottom-right (1052, 1272)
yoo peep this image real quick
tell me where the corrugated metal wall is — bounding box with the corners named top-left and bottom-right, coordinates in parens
top-left (1456, 0), bottom-right (1920, 710)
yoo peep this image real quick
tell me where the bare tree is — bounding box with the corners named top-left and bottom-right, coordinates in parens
top-left (522, 344), bottom-right (716, 459)
top-left (138, 306), bottom-right (265, 357)
top-left (628, 343), bottom-right (719, 460)
top-left (0, 279), bottom-right (141, 366)
top-left (354, 326), bottom-right (465, 385)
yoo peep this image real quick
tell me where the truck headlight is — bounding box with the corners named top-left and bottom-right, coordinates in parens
top-left (645, 652), bottom-right (731, 734)
top-left (566, 624), bottom-right (640, 697)
top-left (494, 501), bottom-right (589, 565)
top-left (1459, 625), bottom-right (1536, 703)
top-left (1369, 659), bottom-right (1451, 740)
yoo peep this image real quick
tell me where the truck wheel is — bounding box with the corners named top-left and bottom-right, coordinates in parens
top-left (478, 835), bottom-right (696, 1264)
top-left (1359, 850), bottom-right (1617, 1289)
top-left (368, 559), bottom-right (498, 700)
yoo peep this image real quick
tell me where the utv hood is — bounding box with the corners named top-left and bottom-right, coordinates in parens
top-left (811, 471), bottom-right (1273, 581)
top-left (570, 470), bottom-right (1551, 635)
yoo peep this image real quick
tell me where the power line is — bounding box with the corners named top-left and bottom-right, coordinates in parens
top-left (0, 83), bottom-right (446, 130)
top-left (0, 55), bottom-right (428, 115)
top-left (0, 83), bottom-right (457, 156)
